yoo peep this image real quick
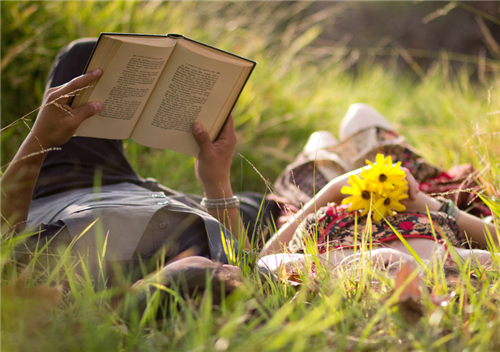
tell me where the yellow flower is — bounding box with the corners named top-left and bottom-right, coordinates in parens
top-left (361, 154), bottom-right (407, 194)
top-left (341, 154), bottom-right (409, 221)
top-left (341, 175), bottom-right (375, 216)
top-left (372, 188), bottom-right (408, 222)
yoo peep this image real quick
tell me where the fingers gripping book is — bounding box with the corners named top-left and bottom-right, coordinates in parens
top-left (71, 33), bottom-right (256, 157)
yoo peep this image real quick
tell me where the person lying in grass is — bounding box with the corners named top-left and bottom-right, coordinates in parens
top-left (260, 161), bottom-right (498, 273)
top-left (259, 105), bottom-right (499, 278)
top-left (1, 39), bottom-right (278, 285)
top-left (2, 38), bottom-right (496, 298)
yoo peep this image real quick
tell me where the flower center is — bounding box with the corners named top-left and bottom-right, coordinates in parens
top-left (361, 190), bottom-right (371, 200)
top-left (379, 174), bottom-right (387, 182)
top-left (384, 198), bottom-right (391, 206)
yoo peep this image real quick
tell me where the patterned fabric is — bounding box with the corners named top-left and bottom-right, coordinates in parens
top-left (274, 126), bottom-right (490, 217)
top-left (273, 148), bottom-right (349, 207)
top-left (288, 203), bottom-right (464, 253)
top-left (419, 164), bottom-right (491, 217)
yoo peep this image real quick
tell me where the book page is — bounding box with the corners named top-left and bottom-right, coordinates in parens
top-left (75, 42), bottom-right (175, 139)
top-left (71, 36), bottom-right (122, 107)
top-left (131, 44), bottom-right (251, 156)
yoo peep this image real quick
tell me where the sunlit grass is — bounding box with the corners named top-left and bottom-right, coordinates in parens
top-left (2, 1), bottom-right (500, 351)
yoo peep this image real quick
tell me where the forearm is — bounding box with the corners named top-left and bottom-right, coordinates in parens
top-left (455, 211), bottom-right (498, 248)
top-left (260, 169), bottom-right (358, 256)
top-left (1, 134), bottom-right (46, 235)
top-left (403, 192), bottom-right (442, 213)
top-left (1, 69), bottom-right (103, 236)
top-left (404, 192), bottom-right (498, 248)
top-left (202, 180), bottom-right (249, 250)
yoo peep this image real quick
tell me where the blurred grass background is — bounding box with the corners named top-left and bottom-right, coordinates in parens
top-left (2, 2), bottom-right (500, 352)
top-left (2, 1), bottom-right (499, 196)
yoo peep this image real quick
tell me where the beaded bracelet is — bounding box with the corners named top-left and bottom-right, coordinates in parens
top-left (201, 196), bottom-right (240, 209)
top-left (437, 197), bottom-right (460, 220)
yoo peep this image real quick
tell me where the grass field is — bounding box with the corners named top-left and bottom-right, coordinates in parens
top-left (2, 1), bottom-right (500, 351)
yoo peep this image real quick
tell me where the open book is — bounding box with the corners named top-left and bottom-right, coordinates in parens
top-left (71, 33), bottom-right (255, 156)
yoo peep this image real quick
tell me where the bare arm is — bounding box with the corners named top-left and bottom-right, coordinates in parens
top-left (1, 69), bottom-right (103, 236)
top-left (402, 191), bottom-right (498, 248)
top-left (260, 167), bottom-right (420, 257)
top-left (260, 169), bottom-right (357, 256)
top-left (192, 115), bottom-right (250, 250)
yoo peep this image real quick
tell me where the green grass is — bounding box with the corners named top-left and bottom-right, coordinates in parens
top-left (2, 1), bottom-right (500, 351)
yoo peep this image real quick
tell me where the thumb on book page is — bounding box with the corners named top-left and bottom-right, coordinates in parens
top-left (72, 101), bottom-right (102, 124)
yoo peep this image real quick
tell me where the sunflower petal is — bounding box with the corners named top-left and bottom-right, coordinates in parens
top-left (340, 185), bottom-right (356, 195)
top-left (392, 202), bottom-right (406, 212)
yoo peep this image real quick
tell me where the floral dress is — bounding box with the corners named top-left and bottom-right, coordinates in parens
top-left (288, 202), bottom-right (464, 253)
top-left (274, 127), bottom-right (490, 217)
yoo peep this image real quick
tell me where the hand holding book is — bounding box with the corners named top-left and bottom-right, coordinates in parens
top-left (192, 114), bottom-right (237, 199)
top-left (71, 33), bottom-right (255, 156)
top-left (34, 69), bottom-right (103, 149)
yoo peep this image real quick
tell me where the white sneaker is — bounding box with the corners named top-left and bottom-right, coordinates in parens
top-left (339, 103), bottom-right (393, 141)
top-left (303, 131), bottom-right (338, 151)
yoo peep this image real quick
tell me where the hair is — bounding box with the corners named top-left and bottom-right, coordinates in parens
top-left (160, 264), bottom-right (244, 305)
top-left (118, 262), bottom-right (244, 320)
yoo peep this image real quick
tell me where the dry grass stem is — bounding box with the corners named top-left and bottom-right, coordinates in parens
top-left (475, 16), bottom-right (500, 60)
top-left (1, 147), bottom-right (61, 171)
top-left (1, 86), bottom-right (92, 151)
top-left (427, 188), bottom-right (480, 198)
top-left (238, 153), bottom-right (275, 196)
top-left (0, 86), bottom-right (92, 133)
top-left (487, 86), bottom-right (494, 106)
top-left (422, 2), bottom-right (457, 24)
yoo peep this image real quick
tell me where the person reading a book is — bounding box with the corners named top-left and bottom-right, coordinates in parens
top-left (1, 38), bottom-right (276, 283)
top-left (69, 33), bottom-right (255, 157)
top-left (258, 104), bottom-right (499, 280)
top-left (3, 38), bottom-right (496, 292)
